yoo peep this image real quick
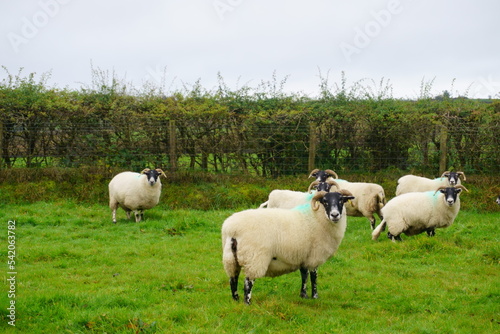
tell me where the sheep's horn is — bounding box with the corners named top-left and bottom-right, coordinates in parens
top-left (308, 180), bottom-right (320, 193)
top-left (456, 171), bottom-right (466, 181)
top-left (325, 169), bottom-right (339, 179)
top-left (155, 168), bottom-right (167, 178)
top-left (434, 186), bottom-right (448, 194)
top-left (441, 171), bottom-right (450, 177)
top-left (454, 184), bottom-right (469, 192)
top-left (312, 191), bottom-right (327, 211)
top-left (327, 180), bottom-right (340, 189)
top-left (339, 189), bottom-right (354, 197)
top-left (308, 169), bottom-right (320, 178)
top-left (141, 168), bottom-right (151, 174)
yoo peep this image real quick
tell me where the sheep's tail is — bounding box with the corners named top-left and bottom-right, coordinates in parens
top-left (223, 237), bottom-right (240, 275)
top-left (372, 219), bottom-right (387, 240)
top-left (259, 201), bottom-right (268, 208)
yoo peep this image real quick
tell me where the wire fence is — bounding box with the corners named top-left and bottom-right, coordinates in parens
top-left (2, 116), bottom-right (498, 176)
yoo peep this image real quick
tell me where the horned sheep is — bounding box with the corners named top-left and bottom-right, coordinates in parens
top-left (309, 169), bottom-right (386, 230)
top-left (108, 168), bottom-right (165, 223)
top-left (222, 190), bottom-right (355, 304)
top-left (372, 185), bottom-right (468, 242)
top-left (395, 171), bottom-right (466, 196)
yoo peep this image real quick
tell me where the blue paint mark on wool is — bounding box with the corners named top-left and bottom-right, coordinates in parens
top-left (292, 202), bottom-right (312, 213)
top-left (424, 190), bottom-right (439, 204)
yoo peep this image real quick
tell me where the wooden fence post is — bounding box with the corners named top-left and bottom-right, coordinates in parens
top-left (169, 119), bottom-right (177, 171)
top-left (439, 124), bottom-right (448, 174)
top-left (308, 122), bottom-right (317, 172)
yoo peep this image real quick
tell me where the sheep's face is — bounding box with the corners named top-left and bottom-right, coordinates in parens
top-left (496, 195), bottom-right (500, 205)
top-left (445, 172), bottom-right (460, 186)
top-left (310, 170), bottom-right (335, 182)
top-left (318, 192), bottom-right (355, 222)
top-left (439, 187), bottom-right (462, 207)
top-left (144, 169), bottom-right (162, 186)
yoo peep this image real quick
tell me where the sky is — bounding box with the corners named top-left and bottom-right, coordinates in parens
top-left (1, 0), bottom-right (499, 99)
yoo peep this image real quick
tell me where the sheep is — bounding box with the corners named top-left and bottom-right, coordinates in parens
top-left (222, 190), bottom-right (355, 304)
top-left (309, 169), bottom-right (386, 230)
top-left (395, 171), bottom-right (466, 196)
top-left (371, 185), bottom-right (469, 242)
top-left (258, 180), bottom-right (338, 209)
top-left (496, 195), bottom-right (500, 205)
top-left (108, 168), bottom-right (165, 223)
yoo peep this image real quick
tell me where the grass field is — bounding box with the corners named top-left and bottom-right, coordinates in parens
top-left (1, 200), bottom-right (499, 333)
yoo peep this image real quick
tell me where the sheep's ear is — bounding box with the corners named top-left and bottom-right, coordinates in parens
top-left (309, 169), bottom-right (320, 178)
top-left (343, 196), bottom-right (355, 202)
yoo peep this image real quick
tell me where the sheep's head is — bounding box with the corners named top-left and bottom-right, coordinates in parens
top-left (141, 168), bottom-right (165, 186)
top-left (308, 169), bottom-right (338, 182)
top-left (434, 185), bottom-right (468, 207)
top-left (441, 171), bottom-right (466, 186)
top-left (496, 195), bottom-right (500, 205)
top-left (307, 179), bottom-right (339, 194)
top-left (312, 190), bottom-right (355, 222)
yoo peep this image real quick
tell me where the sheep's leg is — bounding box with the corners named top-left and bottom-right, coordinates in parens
top-left (243, 277), bottom-right (255, 305)
top-left (230, 275), bottom-right (239, 301)
top-left (310, 269), bottom-right (318, 299)
top-left (112, 209), bottom-right (117, 224)
top-left (300, 267), bottom-right (309, 298)
top-left (134, 210), bottom-right (142, 223)
top-left (126, 210), bottom-right (131, 220)
top-left (426, 228), bottom-right (435, 237)
top-left (387, 232), bottom-right (402, 242)
top-left (369, 217), bottom-right (376, 230)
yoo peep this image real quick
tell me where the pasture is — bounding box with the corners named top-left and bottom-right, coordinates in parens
top-left (1, 198), bottom-right (498, 333)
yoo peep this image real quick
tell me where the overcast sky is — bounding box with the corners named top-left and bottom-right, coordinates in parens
top-left (1, 0), bottom-right (499, 99)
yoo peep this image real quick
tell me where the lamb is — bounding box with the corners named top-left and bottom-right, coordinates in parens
top-left (258, 180), bottom-right (338, 209)
top-left (309, 169), bottom-right (386, 230)
top-left (372, 185), bottom-right (468, 242)
top-left (395, 171), bottom-right (466, 196)
top-left (108, 168), bottom-right (165, 223)
top-left (222, 190), bottom-right (355, 304)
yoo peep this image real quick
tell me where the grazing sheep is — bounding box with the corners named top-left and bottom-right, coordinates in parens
top-left (372, 185), bottom-right (468, 242)
top-left (395, 171), bottom-right (466, 196)
top-left (222, 190), bottom-right (355, 304)
top-left (258, 180), bottom-right (338, 209)
top-left (309, 169), bottom-right (386, 230)
top-left (108, 168), bottom-right (165, 223)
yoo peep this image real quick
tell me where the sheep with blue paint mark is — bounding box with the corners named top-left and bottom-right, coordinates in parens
top-left (372, 185), bottom-right (468, 242)
top-left (395, 171), bottom-right (466, 196)
top-left (222, 190), bottom-right (354, 304)
top-left (108, 168), bottom-right (165, 223)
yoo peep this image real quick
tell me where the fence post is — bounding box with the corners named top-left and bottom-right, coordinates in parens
top-left (308, 122), bottom-right (317, 172)
top-left (169, 119), bottom-right (177, 171)
top-left (439, 124), bottom-right (448, 174)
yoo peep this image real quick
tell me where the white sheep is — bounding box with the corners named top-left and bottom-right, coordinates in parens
top-left (258, 180), bottom-right (338, 209)
top-left (108, 168), bottom-right (165, 223)
top-left (372, 185), bottom-right (468, 242)
top-left (222, 190), bottom-right (355, 304)
top-left (309, 169), bottom-right (386, 230)
top-left (395, 171), bottom-right (466, 196)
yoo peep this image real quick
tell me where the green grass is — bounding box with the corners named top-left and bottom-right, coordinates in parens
top-left (0, 201), bottom-right (499, 333)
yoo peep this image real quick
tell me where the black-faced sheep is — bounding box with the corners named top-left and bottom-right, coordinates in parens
top-left (309, 169), bottom-right (386, 230)
top-left (222, 190), bottom-right (355, 304)
top-left (395, 171), bottom-right (466, 196)
top-left (372, 185), bottom-right (468, 242)
top-left (258, 180), bottom-right (338, 209)
top-left (496, 195), bottom-right (500, 205)
top-left (108, 168), bottom-right (165, 223)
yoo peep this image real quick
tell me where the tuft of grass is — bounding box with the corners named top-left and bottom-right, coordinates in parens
top-left (0, 201), bottom-right (498, 333)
